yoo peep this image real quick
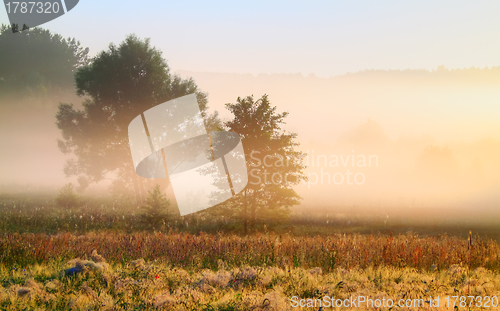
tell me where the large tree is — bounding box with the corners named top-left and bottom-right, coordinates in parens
top-left (56, 35), bottom-right (219, 201)
top-left (0, 25), bottom-right (89, 97)
top-left (217, 94), bottom-right (307, 233)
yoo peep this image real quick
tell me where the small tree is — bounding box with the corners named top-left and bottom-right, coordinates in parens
top-left (55, 183), bottom-right (80, 209)
top-left (141, 185), bottom-right (171, 228)
top-left (221, 94), bottom-right (307, 233)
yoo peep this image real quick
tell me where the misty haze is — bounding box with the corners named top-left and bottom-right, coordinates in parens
top-left (1, 8), bottom-right (500, 308)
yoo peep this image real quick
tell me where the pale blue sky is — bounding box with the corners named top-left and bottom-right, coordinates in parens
top-left (1, 0), bottom-right (500, 77)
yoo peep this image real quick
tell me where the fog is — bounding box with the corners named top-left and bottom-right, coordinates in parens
top-left (1, 67), bottom-right (500, 218)
top-left (0, 91), bottom-right (81, 191)
top-left (177, 67), bottom-right (500, 215)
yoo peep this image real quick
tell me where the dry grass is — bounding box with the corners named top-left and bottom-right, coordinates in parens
top-left (0, 256), bottom-right (499, 310)
top-left (0, 232), bottom-right (500, 309)
top-left (1, 231), bottom-right (499, 271)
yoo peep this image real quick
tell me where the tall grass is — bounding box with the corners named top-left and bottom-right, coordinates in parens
top-left (1, 231), bottom-right (499, 271)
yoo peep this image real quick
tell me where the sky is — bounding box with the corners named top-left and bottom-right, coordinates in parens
top-left (2, 0), bottom-right (500, 77)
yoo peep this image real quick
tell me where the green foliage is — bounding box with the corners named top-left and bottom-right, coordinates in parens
top-left (140, 185), bottom-right (171, 227)
top-left (55, 183), bottom-right (79, 209)
top-left (0, 24), bottom-right (89, 96)
top-left (217, 94), bottom-right (307, 232)
top-left (55, 34), bottom-right (219, 197)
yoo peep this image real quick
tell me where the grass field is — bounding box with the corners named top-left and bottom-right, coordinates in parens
top-left (1, 231), bottom-right (500, 310)
top-left (1, 257), bottom-right (499, 310)
top-left (1, 194), bottom-right (500, 310)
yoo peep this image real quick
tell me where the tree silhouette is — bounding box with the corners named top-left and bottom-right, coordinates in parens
top-left (56, 35), bottom-right (219, 202)
top-left (140, 184), bottom-right (172, 228)
top-left (55, 183), bottom-right (80, 209)
top-left (0, 24), bottom-right (89, 97)
top-left (216, 94), bottom-right (307, 233)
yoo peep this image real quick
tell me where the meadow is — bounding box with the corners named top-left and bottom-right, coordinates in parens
top-left (2, 258), bottom-right (500, 310)
top-left (1, 194), bottom-right (500, 310)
